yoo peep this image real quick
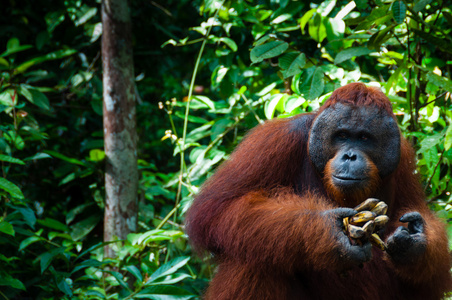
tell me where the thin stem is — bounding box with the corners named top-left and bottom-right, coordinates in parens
top-left (0, 290), bottom-right (9, 300)
top-left (241, 94), bottom-right (263, 124)
top-left (171, 1), bottom-right (225, 225)
top-left (424, 148), bottom-right (445, 192)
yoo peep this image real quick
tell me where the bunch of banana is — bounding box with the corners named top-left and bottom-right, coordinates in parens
top-left (343, 198), bottom-right (389, 250)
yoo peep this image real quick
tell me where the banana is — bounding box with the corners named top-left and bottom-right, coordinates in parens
top-left (370, 233), bottom-right (387, 250)
top-left (374, 215), bottom-right (389, 228)
top-left (371, 201), bottom-right (388, 215)
top-left (341, 199), bottom-right (389, 252)
top-left (349, 211), bottom-right (376, 225)
top-left (362, 220), bottom-right (375, 236)
top-left (354, 198), bottom-right (379, 212)
top-left (348, 224), bottom-right (365, 239)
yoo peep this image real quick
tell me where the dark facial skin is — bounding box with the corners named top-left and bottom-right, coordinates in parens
top-left (308, 103), bottom-right (401, 195)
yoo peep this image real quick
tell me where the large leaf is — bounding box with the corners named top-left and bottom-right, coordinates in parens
top-left (426, 72), bottom-right (452, 93)
top-left (0, 177), bottom-right (24, 199)
top-left (264, 94), bottom-right (286, 119)
top-left (0, 221), bottom-right (14, 236)
top-left (0, 272), bottom-right (26, 290)
top-left (445, 125), bottom-right (452, 151)
top-left (392, 1), bottom-right (406, 24)
top-left (70, 215), bottom-right (102, 241)
top-left (412, 29), bottom-right (452, 54)
top-left (413, 0), bottom-right (432, 12)
top-left (40, 247), bottom-right (66, 273)
top-left (250, 41), bottom-right (289, 64)
top-left (136, 285), bottom-right (194, 300)
top-left (309, 67), bottom-right (325, 100)
top-left (300, 9), bottom-right (316, 34)
top-left (368, 25), bottom-right (396, 50)
top-left (146, 256), bottom-right (190, 284)
top-left (44, 150), bottom-right (88, 166)
top-left (334, 47), bottom-right (374, 64)
top-left (279, 52), bottom-right (306, 78)
top-left (18, 84), bottom-right (50, 110)
top-left (308, 14), bottom-right (327, 43)
top-left (15, 49), bottom-right (77, 74)
top-left (0, 154), bottom-right (25, 165)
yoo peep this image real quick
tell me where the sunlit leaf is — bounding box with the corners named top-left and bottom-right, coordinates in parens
top-left (0, 221), bottom-right (14, 236)
top-left (250, 41), bottom-right (289, 64)
top-left (279, 52), bottom-right (306, 78)
top-left (413, 0), bottom-right (432, 12)
top-left (445, 125), bottom-right (452, 151)
top-left (146, 256), bottom-right (190, 284)
top-left (334, 47), bottom-right (374, 64)
top-left (392, 1), bottom-right (406, 24)
top-left (0, 177), bottom-right (24, 199)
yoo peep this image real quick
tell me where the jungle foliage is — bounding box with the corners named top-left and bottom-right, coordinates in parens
top-left (0, 0), bottom-right (452, 299)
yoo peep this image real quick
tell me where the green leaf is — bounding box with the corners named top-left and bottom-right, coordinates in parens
top-left (136, 285), bottom-right (194, 300)
top-left (7, 38), bottom-right (20, 50)
top-left (413, 0), bottom-right (432, 12)
top-left (0, 177), bottom-right (24, 199)
top-left (425, 72), bottom-right (452, 93)
top-left (150, 273), bottom-right (192, 286)
top-left (0, 89), bottom-right (14, 106)
top-left (23, 152), bottom-right (52, 161)
top-left (70, 215), bottom-right (101, 241)
top-left (15, 49), bottom-right (77, 74)
top-left (418, 132), bottom-right (443, 153)
top-left (412, 29), bottom-right (452, 54)
top-left (37, 218), bottom-right (69, 231)
top-left (125, 265), bottom-right (143, 283)
top-left (309, 67), bottom-right (324, 100)
top-left (368, 25), bottom-right (396, 50)
top-left (299, 9), bottom-right (316, 34)
top-left (443, 11), bottom-right (452, 27)
top-left (1, 38), bottom-right (33, 57)
top-left (44, 150), bottom-right (88, 166)
top-left (75, 7), bottom-right (97, 26)
top-left (218, 37), bottom-right (237, 52)
top-left (0, 221), bottom-right (15, 236)
top-left (264, 94), bottom-right (285, 119)
top-left (279, 52), bottom-right (306, 78)
top-left (250, 41), bottom-right (289, 64)
top-left (90, 22), bottom-right (103, 43)
top-left (15, 206), bottom-right (36, 229)
top-left (392, 1), bottom-right (406, 24)
top-left (89, 149), bottom-right (105, 162)
top-left (18, 84), bottom-right (50, 110)
top-left (174, 111), bottom-right (207, 124)
top-left (57, 278), bottom-right (73, 296)
top-left (308, 14), bottom-right (327, 43)
top-left (0, 154), bottom-right (25, 165)
top-left (105, 270), bottom-right (130, 291)
top-left (284, 96), bottom-right (306, 113)
top-left (318, 0), bottom-right (336, 16)
top-left (147, 256), bottom-right (190, 284)
top-left (191, 95), bottom-right (215, 110)
top-left (0, 57), bottom-right (9, 68)
top-left (445, 125), bottom-right (452, 151)
top-left (325, 18), bottom-right (345, 41)
top-left (40, 247), bottom-right (66, 273)
top-left (334, 47), bottom-right (374, 64)
top-left (0, 272), bottom-right (26, 290)
top-left (19, 236), bottom-right (43, 251)
top-left (356, 5), bottom-right (390, 31)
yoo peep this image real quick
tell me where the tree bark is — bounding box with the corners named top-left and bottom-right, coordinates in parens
top-left (101, 0), bottom-right (138, 258)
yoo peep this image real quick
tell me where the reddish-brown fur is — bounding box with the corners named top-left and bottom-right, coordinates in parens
top-left (185, 83), bottom-right (452, 299)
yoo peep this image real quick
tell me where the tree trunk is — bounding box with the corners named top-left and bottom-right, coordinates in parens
top-left (101, 0), bottom-right (138, 258)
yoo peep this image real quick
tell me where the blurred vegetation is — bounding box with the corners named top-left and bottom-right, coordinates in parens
top-left (0, 0), bottom-right (451, 298)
